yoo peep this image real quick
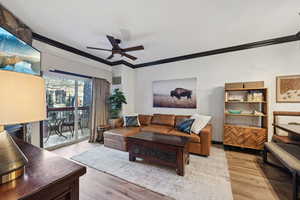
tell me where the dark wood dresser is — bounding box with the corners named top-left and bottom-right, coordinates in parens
top-left (0, 138), bottom-right (86, 200)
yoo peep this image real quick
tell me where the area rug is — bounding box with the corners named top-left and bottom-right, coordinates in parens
top-left (71, 146), bottom-right (233, 200)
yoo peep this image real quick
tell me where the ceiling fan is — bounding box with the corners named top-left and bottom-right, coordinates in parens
top-left (87, 35), bottom-right (144, 61)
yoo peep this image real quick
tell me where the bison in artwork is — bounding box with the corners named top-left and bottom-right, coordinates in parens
top-left (170, 88), bottom-right (192, 100)
top-left (153, 78), bottom-right (196, 108)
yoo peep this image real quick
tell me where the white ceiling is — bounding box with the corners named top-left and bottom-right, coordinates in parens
top-left (2, 0), bottom-right (300, 65)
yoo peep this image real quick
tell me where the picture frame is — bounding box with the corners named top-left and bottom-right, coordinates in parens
top-left (0, 26), bottom-right (41, 76)
top-left (152, 78), bottom-right (197, 109)
top-left (276, 75), bottom-right (300, 103)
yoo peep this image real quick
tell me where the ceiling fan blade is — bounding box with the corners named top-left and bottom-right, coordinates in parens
top-left (122, 45), bottom-right (144, 52)
top-left (107, 35), bottom-right (120, 49)
top-left (87, 47), bottom-right (112, 52)
top-left (107, 53), bottom-right (114, 60)
top-left (121, 53), bottom-right (137, 61)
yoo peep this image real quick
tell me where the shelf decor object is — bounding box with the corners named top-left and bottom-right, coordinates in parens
top-left (227, 110), bottom-right (242, 114)
top-left (224, 81), bottom-right (268, 150)
top-left (0, 70), bottom-right (46, 184)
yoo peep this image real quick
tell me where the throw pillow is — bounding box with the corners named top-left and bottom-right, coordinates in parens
top-left (176, 118), bottom-right (195, 134)
top-left (190, 114), bottom-right (212, 134)
top-left (123, 114), bottom-right (141, 127)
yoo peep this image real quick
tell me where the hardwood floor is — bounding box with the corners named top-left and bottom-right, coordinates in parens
top-left (226, 148), bottom-right (292, 200)
top-left (53, 140), bottom-right (173, 200)
top-left (53, 140), bottom-right (292, 200)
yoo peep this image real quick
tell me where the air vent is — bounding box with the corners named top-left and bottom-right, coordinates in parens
top-left (112, 76), bottom-right (121, 85)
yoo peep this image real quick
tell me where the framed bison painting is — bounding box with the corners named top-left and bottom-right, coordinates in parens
top-left (277, 75), bottom-right (300, 103)
top-left (153, 78), bottom-right (197, 109)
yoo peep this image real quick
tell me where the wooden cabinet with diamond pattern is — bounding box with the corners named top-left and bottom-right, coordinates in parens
top-left (224, 124), bottom-right (267, 150)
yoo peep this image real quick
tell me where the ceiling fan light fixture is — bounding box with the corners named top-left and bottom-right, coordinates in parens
top-left (86, 35), bottom-right (144, 61)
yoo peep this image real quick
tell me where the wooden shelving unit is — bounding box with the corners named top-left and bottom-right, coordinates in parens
top-left (225, 113), bottom-right (266, 117)
top-left (225, 87), bottom-right (266, 91)
top-left (225, 101), bottom-right (267, 104)
top-left (223, 81), bottom-right (268, 150)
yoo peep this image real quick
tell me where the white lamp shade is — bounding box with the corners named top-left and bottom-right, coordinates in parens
top-left (0, 70), bottom-right (46, 125)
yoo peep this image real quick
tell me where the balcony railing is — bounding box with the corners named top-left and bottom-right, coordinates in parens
top-left (43, 106), bottom-right (91, 148)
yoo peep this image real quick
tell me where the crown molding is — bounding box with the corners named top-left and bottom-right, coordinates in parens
top-left (135, 34), bottom-right (300, 68)
top-left (111, 60), bottom-right (135, 68)
top-left (32, 32), bottom-right (112, 66)
top-left (33, 32), bottom-right (300, 69)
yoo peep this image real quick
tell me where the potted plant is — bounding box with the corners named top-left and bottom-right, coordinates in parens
top-left (108, 88), bottom-right (127, 127)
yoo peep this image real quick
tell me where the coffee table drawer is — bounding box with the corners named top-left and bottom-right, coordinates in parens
top-left (130, 142), bottom-right (177, 164)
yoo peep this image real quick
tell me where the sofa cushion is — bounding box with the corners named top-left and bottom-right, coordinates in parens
top-left (201, 124), bottom-right (212, 135)
top-left (168, 129), bottom-right (200, 143)
top-left (151, 114), bottom-right (175, 127)
top-left (104, 127), bottom-right (141, 137)
top-left (104, 127), bottom-right (140, 152)
top-left (175, 115), bottom-right (191, 127)
top-left (176, 118), bottom-right (195, 134)
top-left (138, 115), bottom-right (152, 126)
top-left (141, 124), bottom-right (173, 134)
top-left (110, 118), bottom-right (124, 128)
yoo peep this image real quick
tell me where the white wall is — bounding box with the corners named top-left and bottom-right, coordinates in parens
top-left (30, 40), bottom-right (113, 147)
top-left (33, 40), bottom-right (112, 82)
top-left (121, 65), bottom-right (136, 115)
top-left (112, 65), bottom-right (136, 115)
top-left (135, 42), bottom-right (300, 142)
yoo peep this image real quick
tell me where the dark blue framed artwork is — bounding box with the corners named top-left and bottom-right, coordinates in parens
top-left (0, 26), bottom-right (41, 76)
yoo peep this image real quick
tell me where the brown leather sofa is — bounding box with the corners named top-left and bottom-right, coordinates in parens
top-left (104, 114), bottom-right (212, 156)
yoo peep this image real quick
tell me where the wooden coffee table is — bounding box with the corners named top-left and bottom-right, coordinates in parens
top-left (127, 131), bottom-right (190, 176)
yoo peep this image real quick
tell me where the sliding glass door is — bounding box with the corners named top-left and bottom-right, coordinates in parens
top-left (42, 72), bottom-right (92, 149)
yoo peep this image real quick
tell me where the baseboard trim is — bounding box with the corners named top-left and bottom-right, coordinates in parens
top-left (223, 144), bottom-right (262, 155)
top-left (212, 141), bottom-right (223, 145)
top-left (46, 137), bottom-right (89, 151)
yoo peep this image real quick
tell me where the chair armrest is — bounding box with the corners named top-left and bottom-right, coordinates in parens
top-left (200, 124), bottom-right (212, 156)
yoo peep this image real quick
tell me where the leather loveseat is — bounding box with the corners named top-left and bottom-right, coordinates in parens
top-left (104, 114), bottom-right (212, 156)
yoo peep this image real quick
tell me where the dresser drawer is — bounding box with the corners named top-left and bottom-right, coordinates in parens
top-left (52, 190), bottom-right (71, 200)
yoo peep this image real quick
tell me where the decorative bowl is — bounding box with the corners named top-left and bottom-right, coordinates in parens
top-left (228, 110), bottom-right (242, 114)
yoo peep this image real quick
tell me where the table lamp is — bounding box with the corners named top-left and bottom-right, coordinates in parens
top-left (0, 70), bottom-right (46, 184)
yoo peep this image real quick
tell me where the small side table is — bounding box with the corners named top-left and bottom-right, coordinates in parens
top-left (97, 125), bottom-right (111, 143)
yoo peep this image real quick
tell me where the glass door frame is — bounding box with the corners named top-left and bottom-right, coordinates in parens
top-left (41, 71), bottom-right (92, 149)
